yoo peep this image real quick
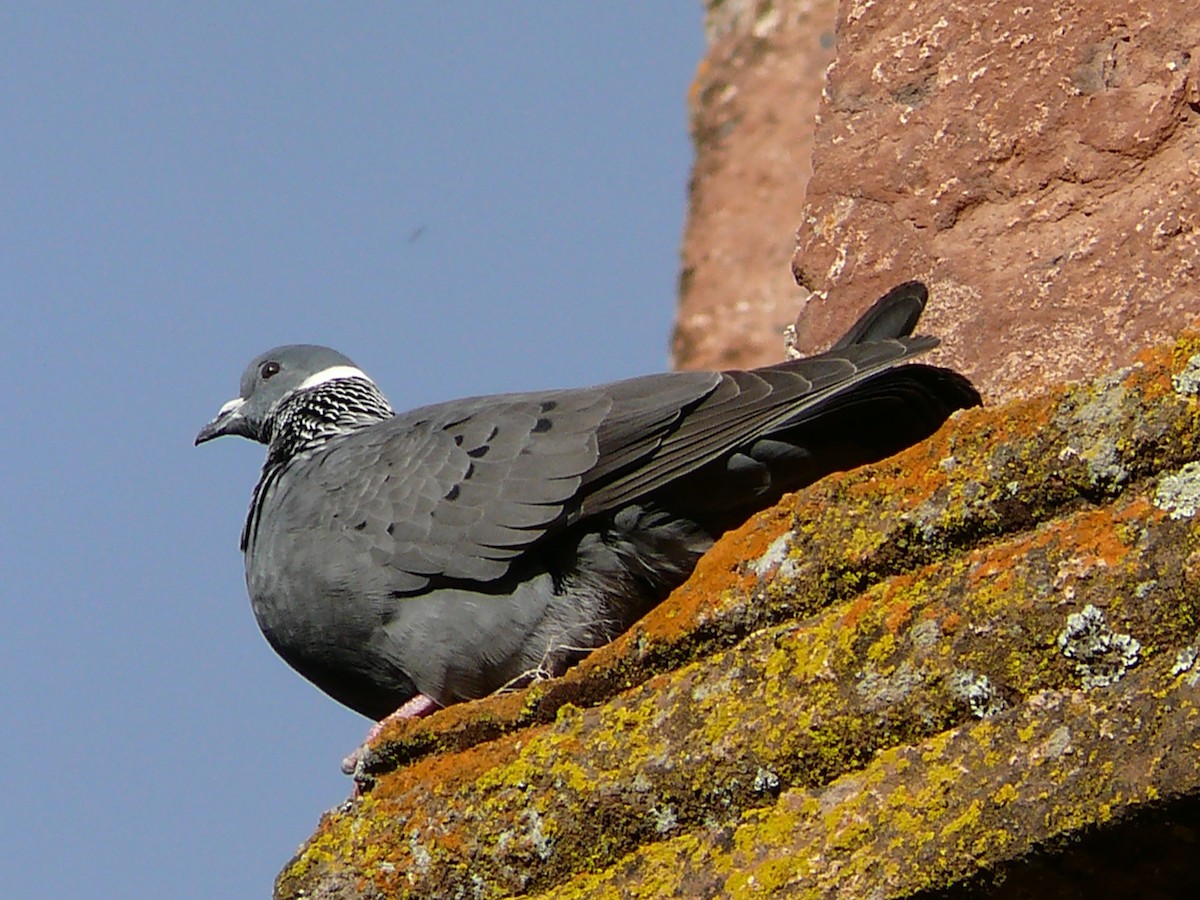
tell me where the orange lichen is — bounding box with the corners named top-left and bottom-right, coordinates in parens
top-left (884, 597), bottom-right (914, 634)
top-left (841, 594), bottom-right (874, 630)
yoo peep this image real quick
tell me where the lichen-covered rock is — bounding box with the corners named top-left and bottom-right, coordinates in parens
top-left (275, 333), bottom-right (1200, 899)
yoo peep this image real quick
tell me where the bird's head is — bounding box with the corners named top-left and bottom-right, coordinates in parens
top-left (194, 344), bottom-right (373, 447)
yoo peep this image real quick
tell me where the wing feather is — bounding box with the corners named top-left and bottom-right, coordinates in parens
top-left (261, 288), bottom-right (969, 595)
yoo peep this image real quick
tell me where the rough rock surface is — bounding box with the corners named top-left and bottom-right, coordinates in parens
top-left (672, 0), bottom-right (838, 371)
top-left (792, 0), bottom-right (1200, 403)
top-left (275, 332), bottom-right (1200, 899)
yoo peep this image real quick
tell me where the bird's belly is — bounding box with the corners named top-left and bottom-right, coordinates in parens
top-left (244, 530), bottom-right (417, 718)
top-left (246, 535), bottom-right (371, 646)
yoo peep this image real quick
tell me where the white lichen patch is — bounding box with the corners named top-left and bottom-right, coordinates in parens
top-left (1171, 354), bottom-right (1200, 396)
top-left (1174, 644), bottom-right (1200, 687)
top-left (753, 530), bottom-right (798, 579)
top-left (1056, 373), bottom-right (1133, 488)
top-left (650, 804), bottom-right (679, 834)
top-left (408, 830), bottom-right (433, 874)
top-left (1154, 461), bottom-right (1200, 519)
top-left (1172, 645), bottom-right (1198, 676)
top-left (521, 808), bottom-right (554, 861)
top-left (753, 766), bottom-right (781, 794)
top-left (1134, 579), bottom-right (1159, 599)
top-left (948, 669), bottom-right (1006, 718)
top-left (909, 618), bottom-right (942, 650)
top-left (1056, 604), bottom-right (1141, 690)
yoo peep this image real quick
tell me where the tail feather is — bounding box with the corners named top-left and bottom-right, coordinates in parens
top-left (581, 280), bottom-right (979, 526)
top-left (829, 280), bottom-right (928, 349)
top-left (659, 363), bottom-right (977, 526)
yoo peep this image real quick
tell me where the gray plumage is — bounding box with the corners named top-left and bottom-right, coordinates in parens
top-left (196, 282), bottom-right (979, 722)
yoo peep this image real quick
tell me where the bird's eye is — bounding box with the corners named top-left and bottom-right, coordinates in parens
top-left (260, 360), bottom-right (281, 380)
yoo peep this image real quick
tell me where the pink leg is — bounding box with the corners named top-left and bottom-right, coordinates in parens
top-left (341, 692), bottom-right (442, 777)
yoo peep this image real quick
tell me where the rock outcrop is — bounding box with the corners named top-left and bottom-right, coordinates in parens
top-left (792, 0), bottom-right (1200, 403)
top-left (276, 326), bottom-right (1200, 900)
top-left (673, 0), bottom-right (838, 371)
top-left (677, 1), bottom-right (1200, 407)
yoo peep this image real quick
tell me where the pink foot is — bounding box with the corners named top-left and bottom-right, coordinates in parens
top-left (341, 692), bottom-right (442, 777)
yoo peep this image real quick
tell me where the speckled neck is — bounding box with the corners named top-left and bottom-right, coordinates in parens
top-left (241, 378), bottom-right (394, 552)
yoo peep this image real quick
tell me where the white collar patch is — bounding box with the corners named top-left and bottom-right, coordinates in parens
top-left (296, 365), bottom-right (373, 391)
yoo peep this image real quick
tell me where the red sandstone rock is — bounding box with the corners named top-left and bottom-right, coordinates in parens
top-left (672, 0), bottom-right (838, 370)
top-left (792, 0), bottom-right (1200, 403)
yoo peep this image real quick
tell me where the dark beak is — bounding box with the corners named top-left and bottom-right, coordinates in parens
top-left (195, 398), bottom-right (248, 445)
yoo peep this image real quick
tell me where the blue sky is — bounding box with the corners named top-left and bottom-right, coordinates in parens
top-left (1, 6), bottom-right (703, 897)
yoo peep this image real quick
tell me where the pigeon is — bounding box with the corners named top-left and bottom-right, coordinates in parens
top-left (196, 281), bottom-right (979, 768)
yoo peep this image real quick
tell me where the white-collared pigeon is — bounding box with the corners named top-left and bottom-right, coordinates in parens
top-left (196, 282), bottom-right (978, 769)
